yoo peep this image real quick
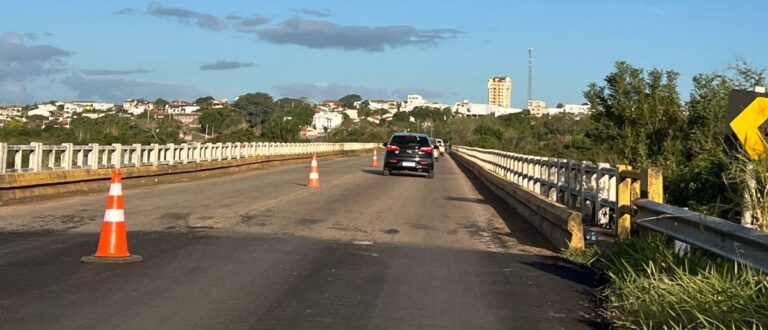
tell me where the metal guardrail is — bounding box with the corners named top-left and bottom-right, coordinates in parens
top-left (635, 199), bottom-right (768, 273)
top-left (0, 142), bottom-right (377, 175)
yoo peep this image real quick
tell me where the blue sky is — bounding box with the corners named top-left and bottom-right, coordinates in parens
top-left (1, 0), bottom-right (766, 107)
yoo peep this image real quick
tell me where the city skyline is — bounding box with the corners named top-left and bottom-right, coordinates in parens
top-left (2, 0), bottom-right (767, 107)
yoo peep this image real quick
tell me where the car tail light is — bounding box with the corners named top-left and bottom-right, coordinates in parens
top-left (419, 147), bottom-right (432, 154)
top-left (388, 159), bottom-right (398, 164)
top-left (387, 145), bottom-right (400, 152)
top-left (419, 160), bottom-right (429, 165)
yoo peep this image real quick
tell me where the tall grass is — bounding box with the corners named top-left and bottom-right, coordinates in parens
top-left (564, 235), bottom-right (768, 328)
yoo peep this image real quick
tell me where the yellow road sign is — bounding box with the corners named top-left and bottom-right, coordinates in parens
top-left (729, 97), bottom-right (768, 159)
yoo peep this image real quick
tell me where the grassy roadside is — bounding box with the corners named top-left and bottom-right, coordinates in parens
top-left (564, 235), bottom-right (768, 329)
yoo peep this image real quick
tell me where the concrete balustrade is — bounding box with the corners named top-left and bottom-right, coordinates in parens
top-left (452, 145), bottom-right (618, 228)
top-left (0, 142), bottom-right (377, 175)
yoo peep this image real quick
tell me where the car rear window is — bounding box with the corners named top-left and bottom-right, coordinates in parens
top-left (390, 135), bottom-right (431, 147)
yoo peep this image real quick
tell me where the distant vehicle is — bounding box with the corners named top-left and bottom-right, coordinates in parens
top-left (435, 139), bottom-right (445, 155)
top-left (429, 138), bottom-right (440, 161)
top-left (382, 133), bottom-right (435, 178)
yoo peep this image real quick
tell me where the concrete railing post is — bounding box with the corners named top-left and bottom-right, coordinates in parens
top-left (0, 142), bottom-right (7, 174)
top-left (181, 144), bottom-right (189, 164)
top-left (89, 143), bottom-right (100, 170)
top-left (167, 144), bottom-right (175, 165)
top-left (76, 147), bottom-right (84, 168)
top-left (194, 143), bottom-right (201, 162)
top-left (112, 144), bottom-right (122, 168)
top-left (133, 144), bottom-right (142, 167)
top-left (595, 163), bottom-right (611, 226)
top-left (206, 143), bottom-right (214, 161)
top-left (152, 143), bottom-right (160, 166)
top-left (30, 142), bottom-right (44, 172)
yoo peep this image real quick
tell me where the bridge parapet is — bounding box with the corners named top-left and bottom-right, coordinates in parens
top-left (453, 146), bottom-right (664, 241)
top-left (453, 146), bottom-right (768, 271)
top-left (0, 142), bottom-right (374, 175)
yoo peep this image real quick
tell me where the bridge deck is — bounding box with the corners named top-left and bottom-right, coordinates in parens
top-left (0, 154), bottom-right (604, 329)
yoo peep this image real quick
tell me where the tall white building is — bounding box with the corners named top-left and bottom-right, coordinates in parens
top-left (404, 94), bottom-right (426, 111)
top-left (488, 76), bottom-right (512, 108)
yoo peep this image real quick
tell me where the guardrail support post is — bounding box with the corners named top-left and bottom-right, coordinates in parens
top-left (643, 167), bottom-right (663, 203)
top-left (617, 164), bottom-right (638, 240)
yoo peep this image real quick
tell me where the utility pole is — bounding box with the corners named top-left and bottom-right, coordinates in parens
top-left (528, 48), bottom-right (533, 103)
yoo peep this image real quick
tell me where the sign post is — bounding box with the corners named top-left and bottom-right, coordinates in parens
top-left (726, 87), bottom-right (768, 227)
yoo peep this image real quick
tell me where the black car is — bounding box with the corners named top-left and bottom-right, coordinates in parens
top-left (382, 133), bottom-right (435, 178)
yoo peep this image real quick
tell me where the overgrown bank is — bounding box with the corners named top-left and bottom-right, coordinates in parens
top-left (565, 236), bottom-right (768, 329)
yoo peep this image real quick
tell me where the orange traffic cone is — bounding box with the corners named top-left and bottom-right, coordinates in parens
top-left (371, 147), bottom-right (379, 167)
top-left (308, 154), bottom-right (320, 188)
top-left (81, 169), bottom-right (142, 263)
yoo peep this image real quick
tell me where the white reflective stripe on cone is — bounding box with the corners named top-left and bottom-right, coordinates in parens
top-left (309, 172), bottom-right (319, 179)
top-left (311, 160), bottom-right (318, 166)
top-left (109, 183), bottom-right (123, 196)
top-left (103, 209), bottom-right (125, 222)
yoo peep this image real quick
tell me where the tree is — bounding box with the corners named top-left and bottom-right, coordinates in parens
top-left (4, 119), bottom-right (25, 129)
top-left (195, 96), bottom-right (215, 107)
top-left (274, 97), bottom-right (315, 126)
top-left (153, 98), bottom-right (169, 110)
top-left (262, 117), bottom-right (300, 142)
top-left (234, 92), bottom-right (275, 127)
top-left (584, 61), bottom-right (685, 167)
top-left (199, 108), bottom-right (246, 134)
top-left (198, 109), bottom-right (225, 132)
top-left (26, 115), bottom-right (48, 128)
top-left (339, 94), bottom-right (362, 109)
top-left (556, 102), bottom-right (565, 108)
top-left (726, 57), bottom-right (766, 89)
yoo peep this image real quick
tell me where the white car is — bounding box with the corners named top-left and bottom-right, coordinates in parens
top-left (429, 138), bottom-right (440, 162)
top-left (435, 139), bottom-right (445, 155)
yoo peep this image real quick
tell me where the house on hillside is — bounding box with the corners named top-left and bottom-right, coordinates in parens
top-left (452, 100), bottom-right (522, 117)
top-left (365, 100), bottom-right (400, 112)
top-left (0, 106), bottom-right (22, 120)
top-left (300, 126), bottom-right (319, 139)
top-left (312, 111), bottom-right (344, 132)
top-left (167, 100), bottom-right (200, 114)
top-left (319, 100), bottom-right (346, 112)
top-left (28, 106), bottom-right (53, 118)
top-left (173, 113), bottom-right (201, 128)
top-left (64, 101), bottom-right (114, 113)
top-left (123, 99), bottom-right (153, 116)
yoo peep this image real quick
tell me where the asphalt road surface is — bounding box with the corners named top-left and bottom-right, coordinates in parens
top-left (0, 153), bottom-right (605, 329)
